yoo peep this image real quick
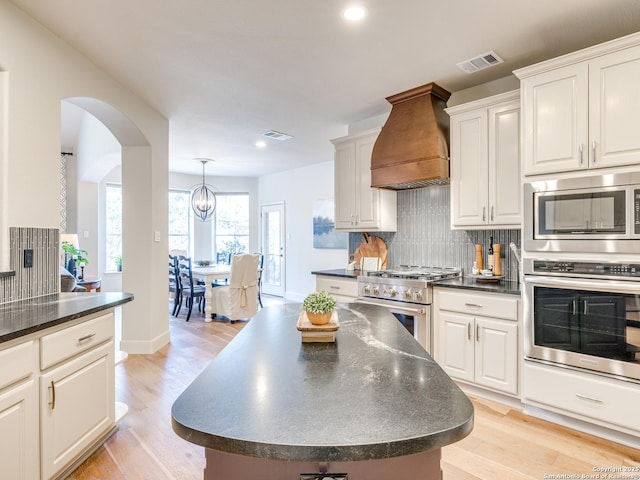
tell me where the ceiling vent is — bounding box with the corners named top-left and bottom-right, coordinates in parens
top-left (456, 51), bottom-right (504, 74)
top-left (261, 130), bottom-right (293, 141)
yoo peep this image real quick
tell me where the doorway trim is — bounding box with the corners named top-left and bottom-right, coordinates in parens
top-left (259, 202), bottom-right (285, 297)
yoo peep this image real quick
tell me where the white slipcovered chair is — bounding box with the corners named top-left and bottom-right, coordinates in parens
top-left (211, 253), bottom-right (260, 323)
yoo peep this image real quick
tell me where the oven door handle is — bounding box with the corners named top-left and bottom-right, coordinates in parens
top-left (524, 275), bottom-right (639, 294)
top-left (354, 299), bottom-right (426, 315)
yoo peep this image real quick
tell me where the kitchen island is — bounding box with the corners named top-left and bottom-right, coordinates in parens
top-left (172, 303), bottom-right (474, 479)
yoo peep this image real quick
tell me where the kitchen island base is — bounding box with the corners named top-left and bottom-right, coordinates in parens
top-left (204, 448), bottom-right (441, 480)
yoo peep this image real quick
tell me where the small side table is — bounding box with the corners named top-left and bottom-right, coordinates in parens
top-left (77, 276), bottom-right (102, 292)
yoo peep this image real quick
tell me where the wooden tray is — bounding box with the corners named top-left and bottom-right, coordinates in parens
top-left (468, 274), bottom-right (504, 283)
top-left (296, 311), bottom-right (339, 331)
top-left (297, 311), bottom-right (339, 343)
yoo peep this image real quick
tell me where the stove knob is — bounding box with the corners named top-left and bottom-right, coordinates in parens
top-left (404, 289), bottom-right (412, 300)
top-left (388, 288), bottom-right (398, 298)
top-left (362, 285), bottom-right (371, 294)
top-left (414, 291), bottom-right (423, 301)
top-left (372, 286), bottom-right (380, 295)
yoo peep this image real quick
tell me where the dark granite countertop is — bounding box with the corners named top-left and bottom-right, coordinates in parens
top-left (311, 268), bottom-right (359, 279)
top-left (171, 303), bottom-right (474, 462)
top-left (434, 277), bottom-right (521, 296)
top-left (0, 292), bottom-right (134, 343)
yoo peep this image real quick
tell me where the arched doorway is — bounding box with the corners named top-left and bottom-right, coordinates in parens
top-left (61, 96), bottom-right (170, 354)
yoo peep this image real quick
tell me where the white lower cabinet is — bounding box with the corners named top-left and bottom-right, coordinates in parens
top-left (524, 361), bottom-right (640, 435)
top-left (40, 341), bottom-right (114, 480)
top-left (315, 275), bottom-right (358, 303)
top-left (435, 288), bottom-right (519, 396)
top-left (0, 310), bottom-right (115, 480)
top-left (0, 340), bottom-right (38, 480)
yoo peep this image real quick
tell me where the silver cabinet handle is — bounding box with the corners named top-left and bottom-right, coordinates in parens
top-left (572, 300), bottom-right (577, 316)
top-left (329, 286), bottom-right (341, 290)
top-left (490, 206), bottom-right (494, 222)
top-left (482, 207), bottom-right (486, 222)
top-left (78, 332), bottom-right (96, 343)
top-left (576, 393), bottom-right (603, 404)
top-left (467, 322), bottom-right (471, 340)
top-left (465, 303), bottom-right (483, 308)
top-left (592, 140), bottom-right (596, 164)
top-left (476, 324), bottom-right (480, 342)
top-left (579, 143), bottom-right (584, 165)
top-left (350, 213), bottom-right (355, 226)
top-left (583, 300), bottom-right (589, 316)
top-left (49, 381), bottom-right (56, 410)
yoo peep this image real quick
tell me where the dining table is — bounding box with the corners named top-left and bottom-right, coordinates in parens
top-left (191, 264), bottom-right (231, 322)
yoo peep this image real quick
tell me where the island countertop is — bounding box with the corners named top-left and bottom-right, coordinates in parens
top-left (0, 292), bottom-right (134, 343)
top-left (171, 303), bottom-right (474, 463)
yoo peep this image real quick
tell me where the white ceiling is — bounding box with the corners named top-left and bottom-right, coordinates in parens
top-left (10, 0), bottom-right (640, 177)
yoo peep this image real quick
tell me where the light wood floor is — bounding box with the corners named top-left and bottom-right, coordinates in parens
top-left (68, 298), bottom-right (640, 480)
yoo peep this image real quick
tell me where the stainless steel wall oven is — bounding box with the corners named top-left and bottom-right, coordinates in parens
top-left (524, 258), bottom-right (640, 381)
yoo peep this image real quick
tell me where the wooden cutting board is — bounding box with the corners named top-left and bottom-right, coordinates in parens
top-left (353, 233), bottom-right (388, 270)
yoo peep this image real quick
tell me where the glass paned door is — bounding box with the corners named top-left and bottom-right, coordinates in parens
top-left (260, 202), bottom-right (285, 297)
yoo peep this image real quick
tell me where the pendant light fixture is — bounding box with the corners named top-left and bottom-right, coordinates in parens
top-left (191, 158), bottom-right (217, 221)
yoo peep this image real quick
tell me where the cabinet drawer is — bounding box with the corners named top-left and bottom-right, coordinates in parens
top-left (40, 313), bottom-right (114, 370)
top-left (316, 276), bottom-right (358, 300)
top-left (436, 289), bottom-right (518, 320)
top-left (0, 341), bottom-right (35, 390)
top-left (524, 361), bottom-right (640, 433)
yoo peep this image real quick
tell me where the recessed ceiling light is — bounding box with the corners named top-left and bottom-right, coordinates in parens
top-left (255, 140), bottom-right (267, 148)
top-left (342, 6), bottom-right (367, 22)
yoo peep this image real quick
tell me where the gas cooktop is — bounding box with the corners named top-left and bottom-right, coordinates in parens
top-left (363, 266), bottom-right (462, 281)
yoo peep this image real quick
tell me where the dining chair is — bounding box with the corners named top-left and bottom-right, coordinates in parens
top-left (211, 253), bottom-right (260, 323)
top-left (169, 254), bottom-right (181, 316)
top-left (213, 251), bottom-right (232, 287)
top-left (255, 252), bottom-right (264, 308)
top-left (177, 256), bottom-right (207, 321)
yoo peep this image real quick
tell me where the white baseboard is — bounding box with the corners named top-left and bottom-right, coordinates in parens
top-left (119, 328), bottom-right (170, 354)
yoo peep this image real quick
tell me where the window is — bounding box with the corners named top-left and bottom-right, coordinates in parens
top-left (105, 184), bottom-right (122, 271)
top-left (168, 189), bottom-right (191, 253)
top-left (214, 193), bottom-right (249, 257)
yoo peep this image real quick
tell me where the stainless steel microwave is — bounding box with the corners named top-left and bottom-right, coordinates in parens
top-left (524, 172), bottom-right (640, 254)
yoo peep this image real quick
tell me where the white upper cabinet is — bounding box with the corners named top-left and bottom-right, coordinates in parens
top-left (447, 91), bottom-right (521, 228)
top-left (516, 34), bottom-right (640, 176)
top-left (332, 128), bottom-right (397, 232)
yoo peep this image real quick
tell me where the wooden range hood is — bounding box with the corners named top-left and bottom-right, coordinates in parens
top-left (371, 82), bottom-right (451, 190)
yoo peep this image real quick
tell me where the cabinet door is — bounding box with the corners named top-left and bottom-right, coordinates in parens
top-left (475, 317), bottom-right (518, 395)
top-left (488, 100), bottom-right (521, 226)
top-left (334, 141), bottom-right (357, 229)
top-left (0, 380), bottom-right (38, 480)
top-left (40, 342), bottom-right (114, 480)
top-left (589, 46), bottom-right (640, 169)
top-left (440, 311), bottom-right (474, 383)
top-left (353, 134), bottom-right (379, 229)
top-left (522, 63), bottom-right (589, 175)
top-left (450, 109), bottom-right (489, 226)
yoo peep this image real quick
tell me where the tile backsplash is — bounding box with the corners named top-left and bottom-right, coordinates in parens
top-left (349, 185), bottom-right (522, 281)
top-left (0, 227), bottom-right (60, 303)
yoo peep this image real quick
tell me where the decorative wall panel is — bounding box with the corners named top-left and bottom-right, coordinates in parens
top-left (350, 186), bottom-right (521, 281)
top-left (0, 227), bottom-right (59, 303)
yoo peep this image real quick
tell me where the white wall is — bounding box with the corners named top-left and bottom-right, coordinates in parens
top-left (259, 160), bottom-right (348, 301)
top-left (0, 0), bottom-right (170, 353)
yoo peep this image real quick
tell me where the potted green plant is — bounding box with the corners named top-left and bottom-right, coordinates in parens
top-left (61, 241), bottom-right (89, 277)
top-left (302, 291), bottom-right (337, 325)
top-left (115, 255), bottom-right (122, 272)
